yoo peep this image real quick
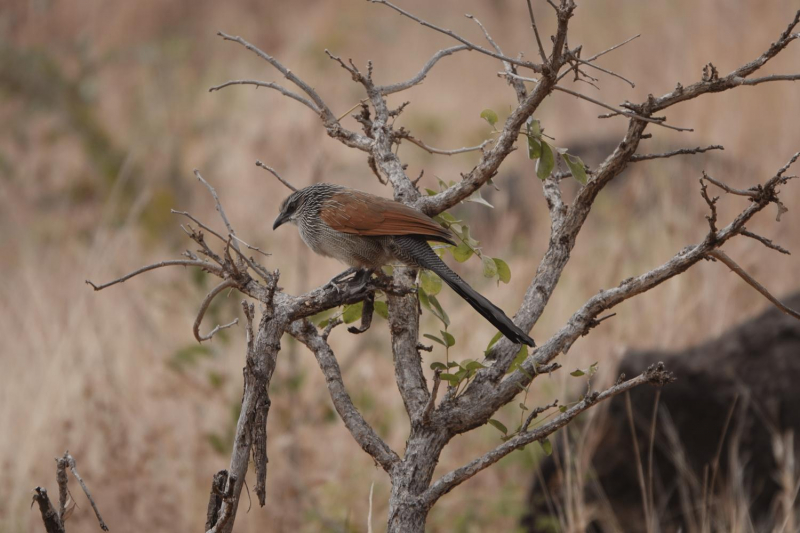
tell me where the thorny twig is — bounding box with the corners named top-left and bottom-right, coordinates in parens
top-left (740, 229), bottom-right (790, 255)
top-left (631, 145), bottom-right (724, 162)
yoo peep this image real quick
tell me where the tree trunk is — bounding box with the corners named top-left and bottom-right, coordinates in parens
top-left (387, 425), bottom-right (450, 533)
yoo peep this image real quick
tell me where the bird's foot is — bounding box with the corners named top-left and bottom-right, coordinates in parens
top-left (327, 267), bottom-right (359, 293)
top-left (328, 268), bottom-right (375, 294)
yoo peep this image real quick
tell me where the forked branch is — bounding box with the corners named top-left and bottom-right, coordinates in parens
top-left (422, 364), bottom-right (673, 506)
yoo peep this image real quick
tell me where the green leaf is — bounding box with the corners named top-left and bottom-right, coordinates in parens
top-left (480, 108), bottom-right (498, 127)
top-left (488, 418), bottom-right (508, 435)
top-left (519, 402), bottom-right (529, 411)
top-left (418, 287), bottom-right (431, 310)
top-left (446, 361), bottom-right (460, 368)
top-left (540, 438), bottom-right (553, 456)
top-left (420, 270), bottom-right (443, 296)
top-left (559, 405), bottom-right (567, 413)
top-left (311, 308), bottom-right (337, 328)
top-left (466, 189), bottom-right (494, 208)
top-left (526, 120), bottom-right (543, 160)
top-left (342, 302), bottom-right (363, 324)
top-left (440, 373), bottom-right (460, 384)
top-left (440, 330), bottom-right (456, 347)
top-left (425, 188), bottom-right (438, 196)
top-left (438, 211), bottom-right (459, 224)
top-left (464, 361), bottom-right (486, 371)
top-left (493, 258), bottom-right (511, 284)
top-left (429, 295), bottom-right (450, 327)
top-left (562, 153), bottom-right (588, 185)
top-left (485, 331), bottom-right (503, 354)
top-left (430, 362), bottom-right (447, 371)
top-left (451, 241), bottom-right (475, 262)
top-left (374, 301), bottom-right (389, 319)
top-left (423, 333), bottom-right (446, 346)
top-left (571, 362), bottom-right (599, 377)
top-left (508, 345), bottom-right (529, 373)
top-left (527, 136), bottom-right (542, 160)
top-left (482, 255), bottom-right (498, 278)
top-left (527, 118), bottom-right (542, 138)
top-left (536, 141), bottom-right (555, 180)
top-left (464, 227), bottom-right (479, 247)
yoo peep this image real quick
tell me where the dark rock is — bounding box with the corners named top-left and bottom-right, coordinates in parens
top-left (523, 293), bottom-right (800, 533)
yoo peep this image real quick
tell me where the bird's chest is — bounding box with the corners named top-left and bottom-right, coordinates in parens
top-left (298, 221), bottom-right (394, 268)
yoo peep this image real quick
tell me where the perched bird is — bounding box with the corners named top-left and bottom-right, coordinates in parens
top-left (273, 183), bottom-right (535, 346)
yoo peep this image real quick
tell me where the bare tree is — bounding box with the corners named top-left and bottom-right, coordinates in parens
top-left (86, 2), bottom-right (800, 531)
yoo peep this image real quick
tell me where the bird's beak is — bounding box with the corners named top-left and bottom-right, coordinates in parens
top-left (273, 211), bottom-right (290, 230)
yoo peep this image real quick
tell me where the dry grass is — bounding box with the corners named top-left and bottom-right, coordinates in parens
top-left (0, 0), bottom-right (798, 531)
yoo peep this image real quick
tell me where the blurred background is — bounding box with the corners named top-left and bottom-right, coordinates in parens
top-left (1, 0), bottom-right (798, 531)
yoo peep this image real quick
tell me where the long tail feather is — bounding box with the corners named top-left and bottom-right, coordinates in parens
top-left (396, 237), bottom-right (535, 347)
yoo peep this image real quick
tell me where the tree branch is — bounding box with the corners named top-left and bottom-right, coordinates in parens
top-left (701, 172), bottom-right (758, 197)
top-left (448, 147), bottom-right (796, 433)
top-left (368, 0), bottom-right (544, 73)
top-left (581, 34), bottom-right (640, 63)
top-left (706, 249), bottom-right (800, 320)
top-left (630, 145), bottom-right (724, 162)
top-left (208, 80), bottom-right (320, 113)
top-left (465, 14), bottom-right (527, 101)
top-left (422, 369), bottom-right (442, 425)
top-left (85, 259), bottom-right (224, 291)
top-left (400, 134), bottom-right (492, 156)
top-left (422, 364), bottom-right (673, 506)
top-left (57, 452), bottom-right (108, 531)
top-left (551, 84), bottom-right (692, 131)
top-left (255, 160), bottom-right (297, 191)
top-left (376, 45), bottom-right (469, 95)
top-left (525, 0), bottom-right (549, 64)
top-left (740, 229), bottom-right (790, 255)
top-left (194, 279), bottom-right (240, 343)
top-left (734, 73), bottom-right (800, 85)
top-left (216, 31), bottom-right (373, 152)
top-left (32, 488), bottom-right (64, 533)
top-left (566, 55), bottom-right (635, 87)
top-left (644, 11), bottom-right (799, 114)
top-left (210, 301), bottom-right (284, 533)
top-left (288, 319), bottom-right (401, 472)
top-left (467, 15), bottom-right (800, 394)
top-left (415, 71), bottom-right (558, 215)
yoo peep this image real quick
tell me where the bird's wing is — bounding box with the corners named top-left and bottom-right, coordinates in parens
top-left (321, 190), bottom-right (455, 244)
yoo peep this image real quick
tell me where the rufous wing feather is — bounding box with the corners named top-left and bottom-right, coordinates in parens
top-left (321, 190), bottom-right (455, 244)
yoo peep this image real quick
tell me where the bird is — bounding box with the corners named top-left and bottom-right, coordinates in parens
top-left (273, 183), bottom-right (535, 346)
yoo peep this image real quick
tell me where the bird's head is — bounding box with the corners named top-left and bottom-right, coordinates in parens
top-left (273, 189), bottom-right (305, 230)
top-left (273, 183), bottom-right (344, 230)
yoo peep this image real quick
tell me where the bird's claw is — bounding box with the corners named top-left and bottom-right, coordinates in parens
top-left (327, 267), bottom-right (359, 293)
